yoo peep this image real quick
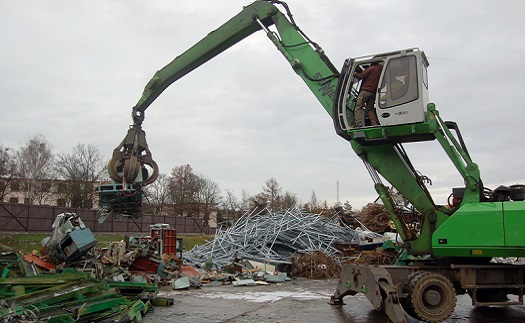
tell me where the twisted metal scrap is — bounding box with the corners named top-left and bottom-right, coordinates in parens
top-left (183, 207), bottom-right (361, 269)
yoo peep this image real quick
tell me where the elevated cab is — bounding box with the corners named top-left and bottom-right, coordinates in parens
top-left (334, 48), bottom-right (433, 144)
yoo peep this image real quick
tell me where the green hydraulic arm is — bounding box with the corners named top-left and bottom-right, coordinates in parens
top-left (133, 1), bottom-right (339, 119)
top-left (107, 0), bottom-right (340, 186)
top-left (348, 104), bottom-right (484, 255)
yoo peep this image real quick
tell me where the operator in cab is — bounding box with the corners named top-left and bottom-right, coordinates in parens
top-left (354, 61), bottom-right (382, 127)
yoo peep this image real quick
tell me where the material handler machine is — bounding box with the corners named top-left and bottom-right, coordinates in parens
top-left (98, 1), bottom-right (525, 321)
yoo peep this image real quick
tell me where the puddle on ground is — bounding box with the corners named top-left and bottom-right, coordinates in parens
top-left (196, 289), bottom-right (334, 303)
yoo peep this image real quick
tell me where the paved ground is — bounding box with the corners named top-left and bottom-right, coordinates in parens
top-left (142, 278), bottom-right (525, 323)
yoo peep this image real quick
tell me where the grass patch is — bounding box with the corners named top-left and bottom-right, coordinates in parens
top-left (0, 233), bottom-right (214, 254)
top-left (0, 233), bottom-right (49, 254)
top-left (178, 234), bottom-right (214, 251)
top-left (0, 233), bottom-right (124, 255)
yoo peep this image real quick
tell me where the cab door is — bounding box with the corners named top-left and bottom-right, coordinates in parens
top-left (376, 52), bottom-right (429, 126)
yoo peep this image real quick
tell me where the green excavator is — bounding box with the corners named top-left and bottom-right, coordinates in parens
top-left (98, 1), bottom-right (525, 321)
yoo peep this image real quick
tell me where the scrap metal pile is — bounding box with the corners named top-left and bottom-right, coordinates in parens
top-left (1, 206), bottom-right (401, 321)
top-left (183, 207), bottom-right (388, 271)
top-left (0, 213), bottom-right (175, 322)
top-left (0, 252), bottom-right (171, 322)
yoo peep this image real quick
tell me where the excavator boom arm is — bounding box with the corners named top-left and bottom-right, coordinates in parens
top-left (132, 1), bottom-right (277, 122)
top-left (133, 0), bottom-right (339, 122)
top-left (108, 0), bottom-right (340, 189)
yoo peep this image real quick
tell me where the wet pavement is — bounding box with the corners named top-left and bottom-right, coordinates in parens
top-left (144, 278), bottom-right (525, 322)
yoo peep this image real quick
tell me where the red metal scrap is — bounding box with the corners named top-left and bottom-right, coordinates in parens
top-left (23, 254), bottom-right (56, 271)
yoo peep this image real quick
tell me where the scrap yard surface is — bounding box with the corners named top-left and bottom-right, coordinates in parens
top-left (145, 278), bottom-right (525, 323)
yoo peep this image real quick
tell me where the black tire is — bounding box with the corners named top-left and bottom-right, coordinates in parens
top-left (404, 271), bottom-right (456, 322)
top-left (400, 271), bottom-right (420, 318)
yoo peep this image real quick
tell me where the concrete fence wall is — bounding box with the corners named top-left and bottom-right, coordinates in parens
top-left (0, 202), bottom-right (214, 234)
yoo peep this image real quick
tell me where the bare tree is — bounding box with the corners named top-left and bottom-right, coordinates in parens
top-left (223, 189), bottom-right (240, 213)
top-left (168, 164), bottom-right (201, 216)
top-left (262, 177), bottom-right (282, 211)
top-left (240, 189), bottom-right (252, 213)
top-left (311, 190), bottom-right (318, 208)
top-left (15, 135), bottom-right (54, 204)
top-left (281, 191), bottom-right (298, 209)
top-left (197, 175), bottom-right (221, 226)
top-left (55, 143), bottom-right (105, 208)
top-left (250, 192), bottom-right (269, 213)
top-left (166, 165), bottom-right (221, 224)
top-left (219, 189), bottom-right (240, 223)
top-left (303, 190), bottom-right (319, 212)
top-left (143, 173), bottom-right (170, 215)
top-left (317, 200), bottom-right (331, 216)
top-left (0, 145), bottom-right (16, 201)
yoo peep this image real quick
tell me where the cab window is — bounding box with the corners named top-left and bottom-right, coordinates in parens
top-left (422, 59), bottom-right (428, 89)
top-left (378, 56), bottom-right (419, 109)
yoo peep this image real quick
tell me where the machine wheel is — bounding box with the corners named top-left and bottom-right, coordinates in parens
top-left (404, 271), bottom-right (456, 322)
top-left (400, 271), bottom-right (420, 318)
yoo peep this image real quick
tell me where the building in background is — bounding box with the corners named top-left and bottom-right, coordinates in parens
top-left (0, 177), bottom-right (217, 227)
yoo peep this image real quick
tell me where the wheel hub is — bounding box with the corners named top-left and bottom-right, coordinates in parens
top-left (423, 288), bottom-right (442, 306)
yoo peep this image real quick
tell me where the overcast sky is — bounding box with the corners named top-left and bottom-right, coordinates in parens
top-left (1, 0), bottom-right (524, 209)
